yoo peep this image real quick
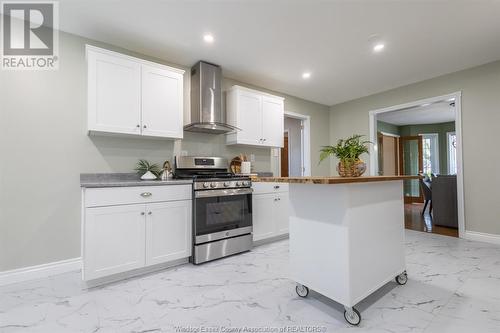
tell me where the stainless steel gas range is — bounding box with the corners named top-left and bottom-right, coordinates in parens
top-left (174, 156), bottom-right (253, 264)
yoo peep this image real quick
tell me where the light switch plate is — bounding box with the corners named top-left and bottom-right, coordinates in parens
top-left (250, 154), bottom-right (255, 162)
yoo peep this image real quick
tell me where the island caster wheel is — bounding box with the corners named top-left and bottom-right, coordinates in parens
top-left (295, 284), bottom-right (309, 298)
top-left (395, 271), bottom-right (408, 285)
top-left (344, 307), bottom-right (361, 326)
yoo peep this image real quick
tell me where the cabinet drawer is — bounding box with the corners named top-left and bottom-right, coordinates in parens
top-left (252, 182), bottom-right (289, 194)
top-left (84, 185), bottom-right (192, 207)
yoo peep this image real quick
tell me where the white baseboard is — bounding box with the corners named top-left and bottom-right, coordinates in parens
top-left (464, 230), bottom-right (500, 245)
top-left (0, 257), bottom-right (81, 287)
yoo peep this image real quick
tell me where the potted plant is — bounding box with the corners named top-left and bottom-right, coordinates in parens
top-left (319, 134), bottom-right (371, 177)
top-left (135, 159), bottom-right (161, 180)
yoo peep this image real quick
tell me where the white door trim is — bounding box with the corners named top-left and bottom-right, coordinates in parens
top-left (368, 91), bottom-right (465, 238)
top-left (276, 111), bottom-right (311, 176)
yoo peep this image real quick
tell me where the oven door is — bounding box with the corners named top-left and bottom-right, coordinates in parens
top-left (194, 188), bottom-right (252, 242)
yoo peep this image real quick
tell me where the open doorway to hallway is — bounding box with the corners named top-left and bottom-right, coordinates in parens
top-left (278, 112), bottom-right (311, 177)
top-left (370, 94), bottom-right (463, 238)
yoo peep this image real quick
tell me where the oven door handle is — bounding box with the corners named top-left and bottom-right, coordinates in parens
top-left (195, 188), bottom-right (253, 198)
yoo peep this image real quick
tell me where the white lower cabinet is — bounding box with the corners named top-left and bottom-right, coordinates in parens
top-left (82, 185), bottom-right (192, 281)
top-left (274, 192), bottom-right (290, 235)
top-left (253, 193), bottom-right (276, 241)
top-left (145, 201), bottom-right (191, 266)
top-left (84, 204), bottom-right (146, 280)
top-left (252, 184), bottom-right (289, 242)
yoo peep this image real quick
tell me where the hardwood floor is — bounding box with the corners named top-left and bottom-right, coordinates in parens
top-left (404, 203), bottom-right (459, 237)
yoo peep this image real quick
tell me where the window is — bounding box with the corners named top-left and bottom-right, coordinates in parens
top-left (447, 132), bottom-right (457, 174)
top-left (421, 133), bottom-right (439, 175)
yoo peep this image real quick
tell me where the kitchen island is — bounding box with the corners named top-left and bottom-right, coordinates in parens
top-left (252, 175), bottom-right (414, 325)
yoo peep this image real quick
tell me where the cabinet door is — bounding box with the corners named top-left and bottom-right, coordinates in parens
top-left (145, 200), bottom-right (192, 266)
top-left (141, 65), bottom-right (184, 139)
top-left (252, 193), bottom-right (276, 241)
top-left (84, 204), bottom-right (145, 280)
top-left (274, 192), bottom-right (290, 235)
top-left (87, 50), bottom-right (141, 135)
top-left (237, 91), bottom-right (263, 145)
top-left (262, 96), bottom-right (284, 147)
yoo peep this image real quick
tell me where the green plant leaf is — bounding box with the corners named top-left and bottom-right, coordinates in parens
top-left (319, 134), bottom-right (372, 164)
top-left (135, 159), bottom-right (161, 177)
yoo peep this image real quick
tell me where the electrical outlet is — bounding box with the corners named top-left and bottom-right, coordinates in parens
top-left (250, 154), bottom-right (255, 162)
top-left (181, 150), bottom-right (188, 156)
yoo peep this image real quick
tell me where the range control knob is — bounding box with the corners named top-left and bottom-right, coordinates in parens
top-left (223, 181), bottom-right (230, 187)
top-left (203, 182), bottom-right (210, 188)
top-left (210, 182), bottom-right (217, 188)
top-left (236, 181), bottom-right (242, 187)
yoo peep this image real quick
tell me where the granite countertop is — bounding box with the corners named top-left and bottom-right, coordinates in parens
top-left (251, 175), bottom-right (419, 185)
top-left (80, 173), bottom-right (193, 188)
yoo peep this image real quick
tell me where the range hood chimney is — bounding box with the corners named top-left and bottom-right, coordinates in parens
top-left (184, 61), bottom-right (238, 134)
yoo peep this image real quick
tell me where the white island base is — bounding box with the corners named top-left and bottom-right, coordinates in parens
top-left (288, 180), bottom-right (407, 325)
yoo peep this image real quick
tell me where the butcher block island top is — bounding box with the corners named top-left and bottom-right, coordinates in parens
top-left (251, 175), bottom-right (418, 184)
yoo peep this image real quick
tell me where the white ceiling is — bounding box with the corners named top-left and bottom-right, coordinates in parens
top-left (377, 101), bottom-right (456, 126)
top-left (53, 0), bottom-right (500, 106)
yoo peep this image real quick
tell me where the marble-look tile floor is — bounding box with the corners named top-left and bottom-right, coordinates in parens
top-left (1, 230), bottom-right (500, 333)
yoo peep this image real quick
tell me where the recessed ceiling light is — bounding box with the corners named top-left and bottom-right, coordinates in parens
top-left (373, 43), bottom-right (385, 52)
top-left (203, 34), bottom-right (214, 43)
top-left (302, 72), bottom-right (311, 79)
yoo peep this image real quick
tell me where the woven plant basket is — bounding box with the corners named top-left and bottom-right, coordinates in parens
top-left (337, 159), bottom-right (366, 177)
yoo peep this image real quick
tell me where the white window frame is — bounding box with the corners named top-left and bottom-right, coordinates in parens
top-left (421, 133), bottom-right (439, 175)
top-left (447, 131), bottom-right (457, 174)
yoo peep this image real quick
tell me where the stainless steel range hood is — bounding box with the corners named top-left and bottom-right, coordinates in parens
top-left (184, 61), bottom-right (238, 134)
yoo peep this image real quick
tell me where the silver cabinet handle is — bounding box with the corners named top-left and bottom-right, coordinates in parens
top-left (141, 212), bottom-right (145, 215)
top-left (148, 211), bottom-right (152, 215)
top-left (136, 124), bottom-right (140, 128)
top-left (140, 192), bottom-right (152, 197)
top-left (143, 125), bottom-right (147, 128)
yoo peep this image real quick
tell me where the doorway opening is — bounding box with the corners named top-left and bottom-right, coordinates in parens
top-left (277, 112), bottom-right (311, 177)
top-left (369, 92), bottom-right (464, 238)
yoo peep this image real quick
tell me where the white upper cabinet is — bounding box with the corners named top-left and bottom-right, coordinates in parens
top-left (87, 50), bottom-right (142, 135)
top-left (87, 45), bottom-right (184, 139)
top-left (226, 85), bottom-right (284, 147)
top-left (141, 65), bottom-right (183, 138)
top-left (261, 96), bottom-right (285, 147)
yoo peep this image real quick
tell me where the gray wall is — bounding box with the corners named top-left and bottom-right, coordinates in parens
top-left (220, 78), bottom-right (331, 176)
top-left (0, 31), bottom-right (329, 272)
top-left (377, 121), bottom-right (400, 136)
top-left (330, 60), bottom-right (500, 235)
